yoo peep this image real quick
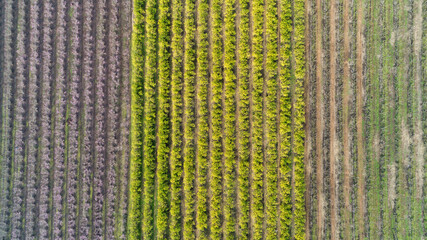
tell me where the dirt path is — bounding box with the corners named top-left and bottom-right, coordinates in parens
top-left (342, 0), bottom-right (351, 238)
top-left (382, 0), bottom-right (396, 238)
top-left (412, 0), bottom-right (424, 238)
top-left (355, 0), bottom-right (366, 237)
top-left (315, 0), bottom-right (324, 237)
top-left (328, 0), bottom-right (337, 238)
top-left (396, 0), bottom-right (411, 237)
top-left (303, 0), bottom-right (312, 238)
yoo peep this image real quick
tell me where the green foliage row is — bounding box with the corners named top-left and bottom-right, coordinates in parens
top-left (223, 0), bottom-right (237, 238)
top-left (210, 0), bottom-right (223, 237)
top-left (265, 0), bottom-right (278, 239)
top-left (293, 0), bottom-right (306, 239)
top-left (142, 0), bottom-right (158, 237)
top-left (128, 1), bottom-right (146, 239)
top-left (251, 0), bottom-right (264, 237)
top-left (237, 0), bottom-right (250, 237)
top-left (156, 0), bottom-right (172, 236)
top-left (279, 0), bottom-right (292, 238)
top-left (196, 0), bottom-right (209, 237)
top-left (169, 0), bottom-right (184, 238)
top-left (183, 0), bottom-right (197, 237)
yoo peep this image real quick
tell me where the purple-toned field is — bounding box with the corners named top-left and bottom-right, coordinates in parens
top-left (0, 0), bottom-right (131, 239)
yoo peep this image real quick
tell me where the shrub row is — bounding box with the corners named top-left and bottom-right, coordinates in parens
top-left (64, 1), bottom-right (81, 238)
top-left (251, 0), bottom-right (264, 237)
top-left (196, 0), bottom-right (210, 237)
top-left (183, 0), bottom-right (197, 237)
top-left (293, 0), bottom-right (306, 239)
top-left (223, 0), bottom-right (237, 238)
top-left (142, 0), bottom-right (158, 237)
top-left (237, 0), bottom-right (251, 237)
top-left (265, 0), bottom-right (279, 238)
top-left (24, 0), bottom-right (41, 238)
top-left (50, 1), bottom-right (67, 239)
top-left (37, 0), bottom-right (55, 238)
top-left (79, 0), bottom-right (96, 238)
top-left (128, 0), bottom-right (146, 239)
top-left (279, 0), bottom-right (292, 238)
top-left (210, 0), bottom-right (223, 237)
top-left (169, 0), bottom-right (184, 237)
top-left (155, 0), bottom-right (172, 236)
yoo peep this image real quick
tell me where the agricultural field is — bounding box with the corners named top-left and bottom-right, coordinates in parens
top-left (305, 0), bottom-right (426, 239)
top-left (129, 0), bottom-right (307, 238)
top-left (0, 0), bottom-right (425, 239)
top-left (0, 0), bottom-right (132, 239)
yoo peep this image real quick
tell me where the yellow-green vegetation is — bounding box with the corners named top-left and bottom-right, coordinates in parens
top-left (127, 0), bottom-right (309, 238)
top-left (293, 0), bottom-right (306, 238)
top-left (196, 0), bottom-right (209, 238)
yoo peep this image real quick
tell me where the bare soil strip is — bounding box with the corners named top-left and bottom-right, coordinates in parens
top-left (342, 0), bottom-right (351, 238)
top-left (328, 0), bottom-right (337, 237)
top-left (382, 0), bottom-right (396, 238)
top-left (315, 0), bottom-right (324, 237)
top-left (396, 0), bottom-right (410, 237)
top-left (411, 0), bottom-right (424, 238)
top-left (367, 0), bottom-right (381, 236)
top-left (355, 0), bottom-right (366, 237)
top-left (303, 0), bottom-right (312, 238)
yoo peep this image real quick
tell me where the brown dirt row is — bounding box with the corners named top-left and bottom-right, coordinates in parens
top-left (328, 0), bottom-right (337, 237)
top-left (355, 0), bottom-right (366, 237)
top-left (315, 0), bottom-right (324, 238)
top-left (342, 0), bottom-right (351, 238)
top-left (412, 0), bottom-right (424, 229)
top-left (303, 0), bottom-right (312, 238)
